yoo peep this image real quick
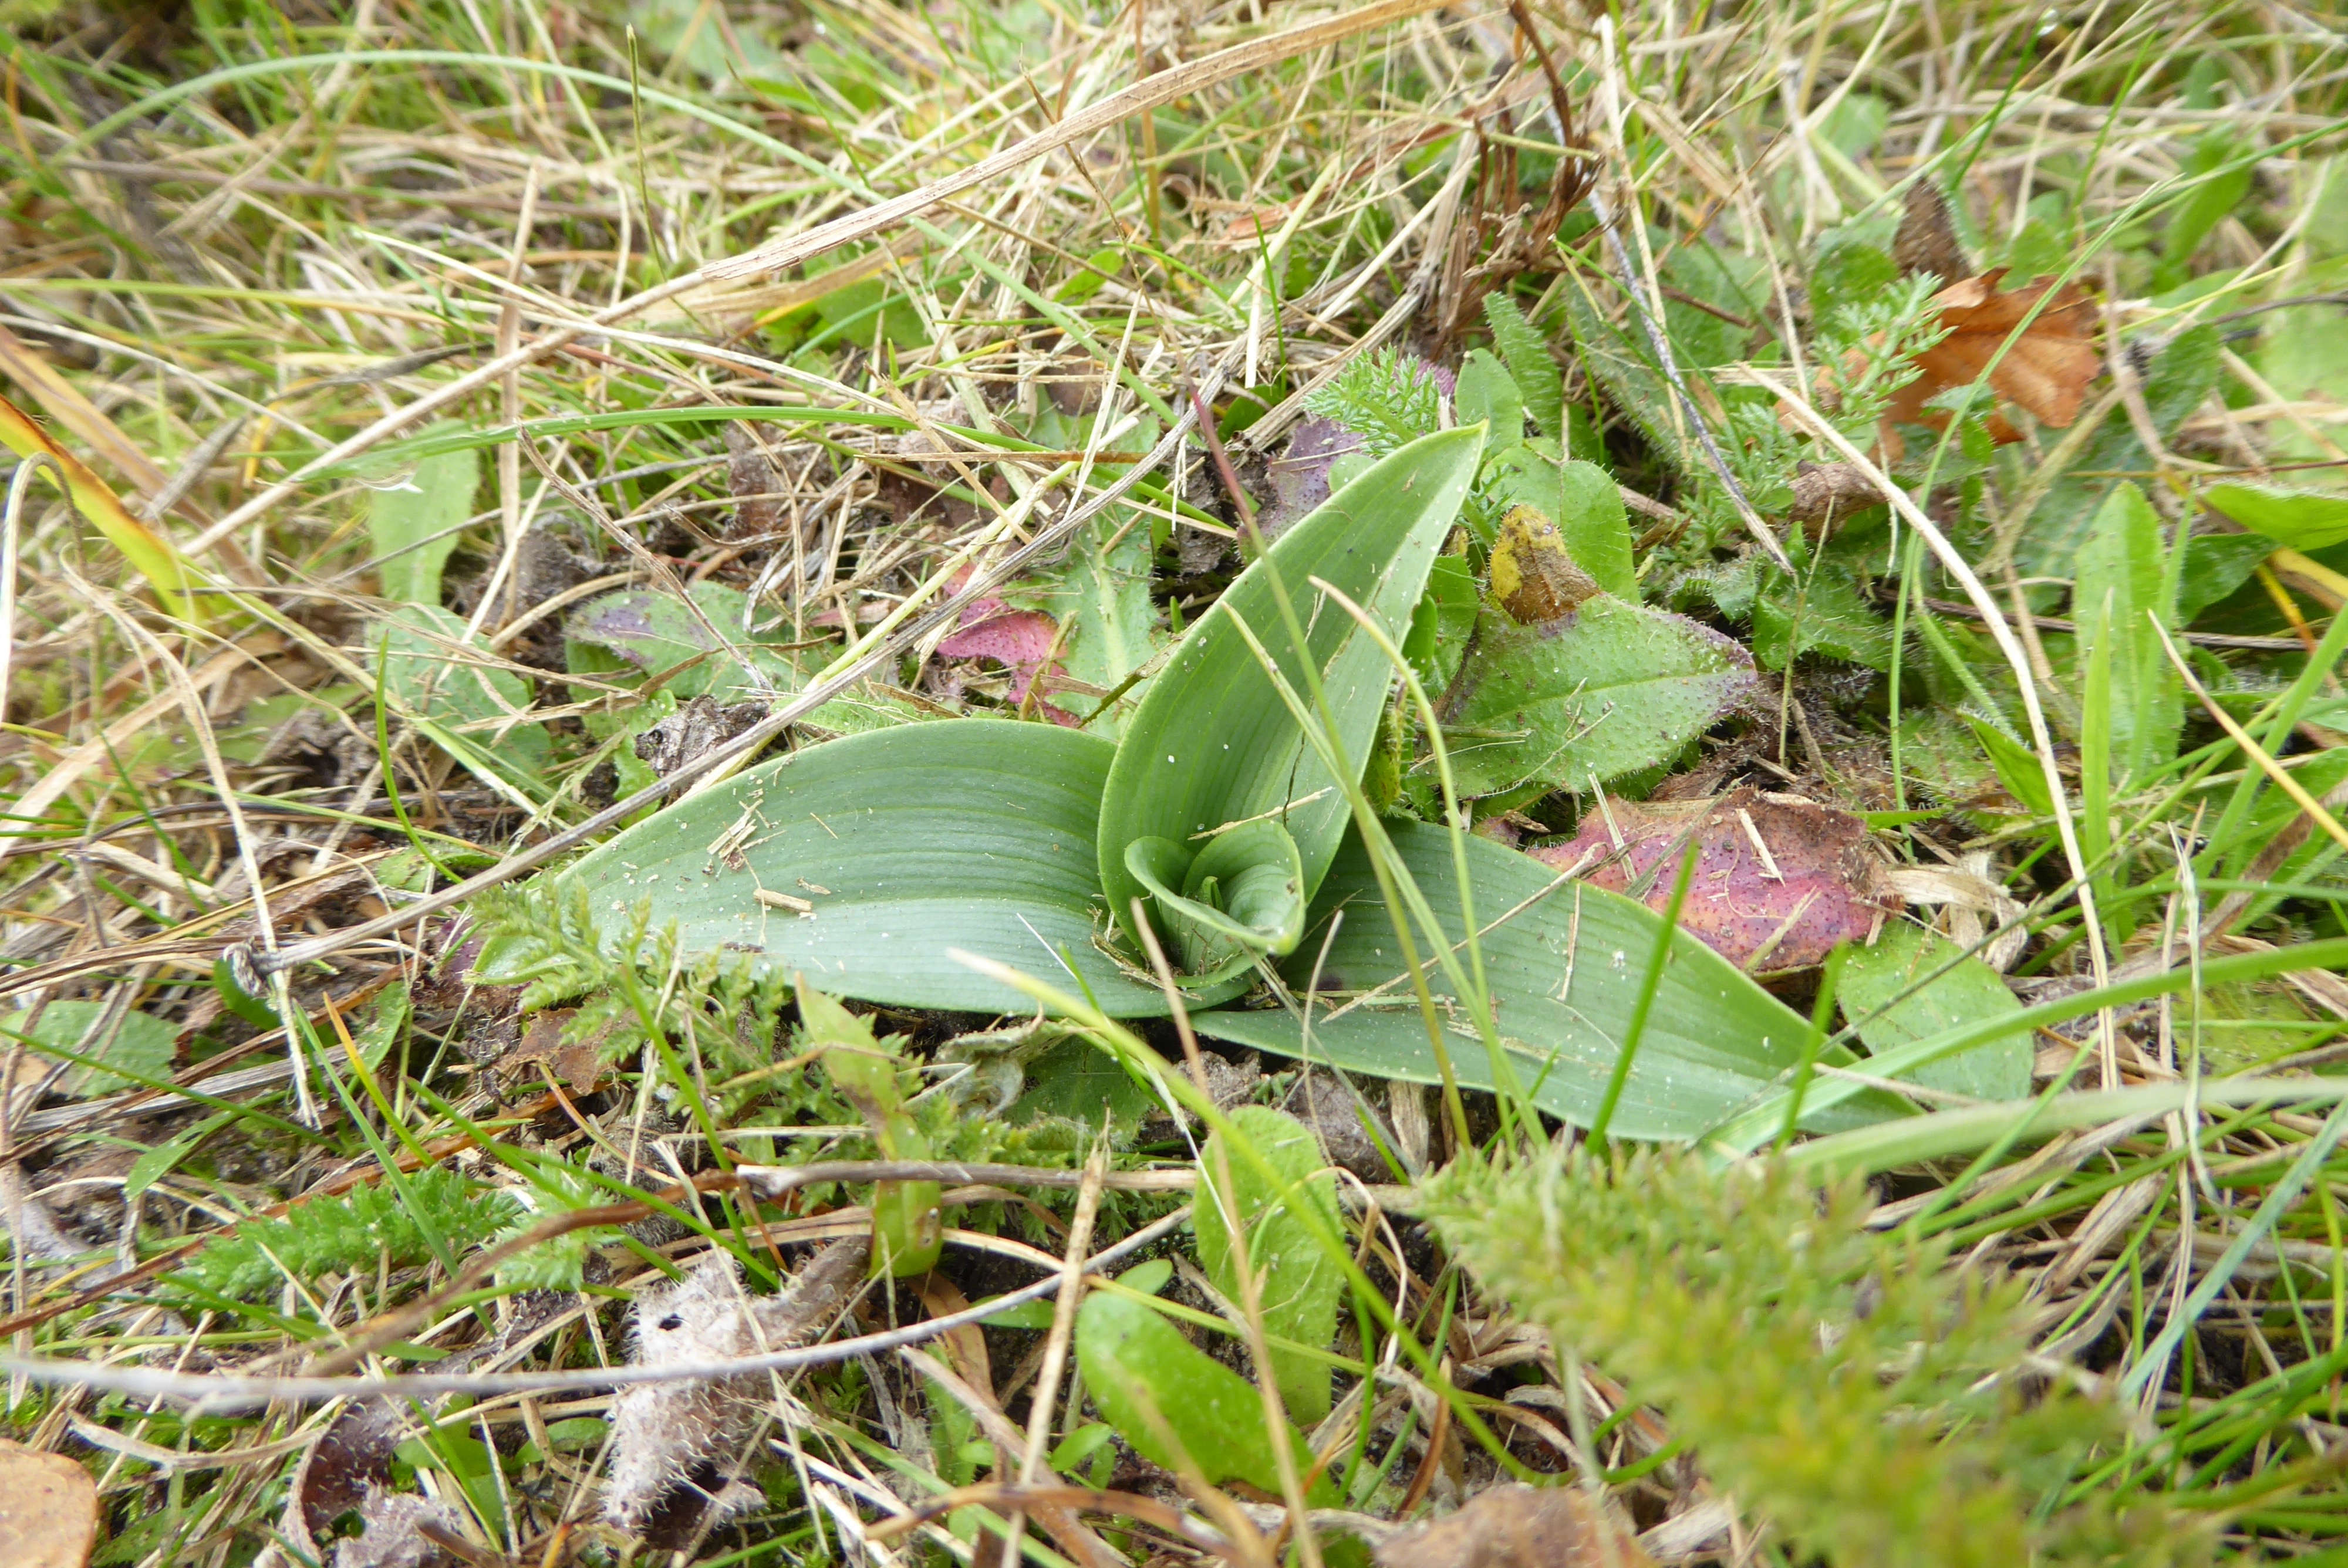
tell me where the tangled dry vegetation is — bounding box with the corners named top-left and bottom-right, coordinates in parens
top-left (4, 0), bottom-right (2348, 1564)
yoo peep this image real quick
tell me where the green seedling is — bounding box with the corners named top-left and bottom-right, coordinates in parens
top-left (1195, 1106), bottom-right (1345, 1426)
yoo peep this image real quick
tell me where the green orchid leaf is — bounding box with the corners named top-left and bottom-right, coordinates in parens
top-left (1098, 426), bottom-right (1483, 978)
top-left (1195, 822), bottom-right (1904, 1142)
top-left (1124, 820), bottom-right (1306, 987)
top-left (1439, 595), bottom-right (1758, 799)
top-left (559, 719), bottom-right (1196, 1016)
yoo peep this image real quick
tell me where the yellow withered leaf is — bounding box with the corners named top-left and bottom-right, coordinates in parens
top-left (0, 391), bottom-right (205, 626)
top-left (1487, 505), bottom-right (1603, 625)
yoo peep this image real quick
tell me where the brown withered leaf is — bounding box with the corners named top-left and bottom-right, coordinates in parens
top-left (0, 1441), bottom-right (97, 1568)
top-left (605, 1239), bottom-right (870, 1536)
top-left (1892, 180), bottom-right (1968, 284)
top-left (1532, 787), bottom-right (1900, 974)
top-left (1488, 505), bottom-right (1602, 625)
top-left (636, 694), bottom-right (766, 780)
top-left (721, 421), bottom-right (782, 540)
top-left (1372, 1485), bottom-right (1650, 1568)
top-left (288, 1401), bottom-right (402, 1552)
top-left (1786, 461), bottom-right (1880, 528)
top-left (334, 1487), bottom-right (465, 1568)
top-left (1881, 268), bottom-right (2099, 451)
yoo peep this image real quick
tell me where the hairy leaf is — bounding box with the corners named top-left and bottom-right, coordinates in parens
top-left (176, 1167), bottom-right (517, 1303)
top-left (1439, 596), bottom-right (1757, 798)
top-left (1455, 349), bottom-right (1525, 453)
top-left (567, 580), bottom-right (911, 735)
top-left (1482, 448), bottom-right (1635, 600)
top-left (1482, 292), bottom-right (1565, 444)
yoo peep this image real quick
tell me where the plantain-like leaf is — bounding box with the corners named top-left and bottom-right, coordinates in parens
top-left (559, 719), bottom-right (1199, 1016)
top-left (1193, 1106), bottom-right (1345, 1427)
top-left (1195, 822), bottom-right (1905, 1141)
top-left (1075, 1289), bottom-right (1331, 1505)
top-left (1098, 426), bottom-right (1483, 981)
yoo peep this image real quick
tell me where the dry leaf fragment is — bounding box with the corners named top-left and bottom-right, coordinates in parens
top-left (0, 1439), bottom-right (98, 1568)
top-left (1786, 461), bottom-right (1881, 528)
top-left (722, 422), bottom-right (783, 540)
top-left (333, 1486), bottom-right (465, 1568)
top-left (1881, 268), bottom-right (2100, 450)
top-left (1892, 180), bottom-right (1968, 285)
top-left (636, 694), bottom-right (767, 779)
top-left (1371, 1484), bottom-right (1651, 1568)
top-left (288, 1401), bottom-right (403, 1556)
top-left (603, 1238), bottom-right (869, 1534)
top-left (1488, 505), bottom-right (1603, 625)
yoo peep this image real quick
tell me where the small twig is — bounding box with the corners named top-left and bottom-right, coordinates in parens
top-left (1, 1206), bottom-right (1193, 1407)
top-left (1003, 1145), bottom-right (1109, 1564)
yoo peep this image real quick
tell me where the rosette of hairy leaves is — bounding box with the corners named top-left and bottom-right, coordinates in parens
top-left (1098, 426), bottom-right (1482, 984)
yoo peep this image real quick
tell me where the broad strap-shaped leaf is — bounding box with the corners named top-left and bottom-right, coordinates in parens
top-left (1098, 426), bottom-right (1482, 982)
top-left (561, 719), bottom-right (1197, 1016)
top-left (1195, 822), bottom-right (1902, 1142)
top-left (1440, 595), bottom-right (1757, 799)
